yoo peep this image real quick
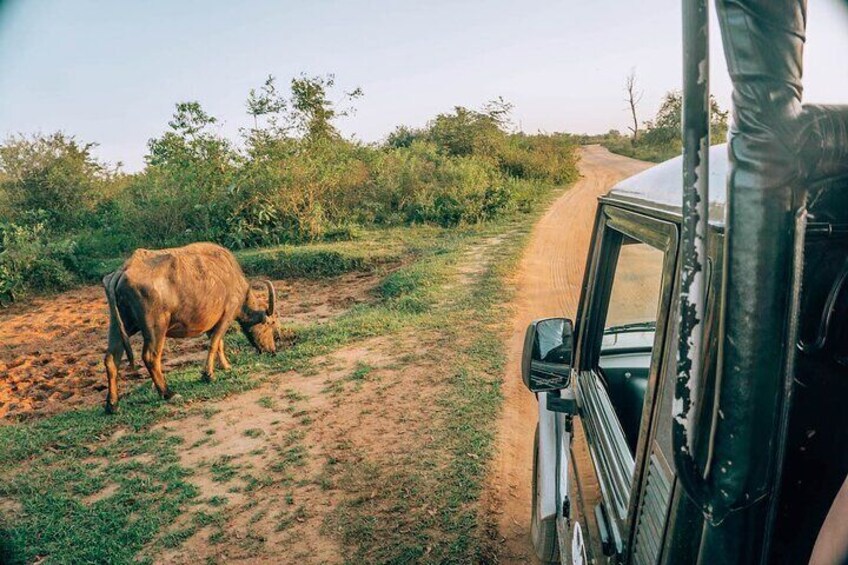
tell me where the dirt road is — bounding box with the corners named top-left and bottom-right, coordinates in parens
top-left (490, 145), bottom-right (652, 562)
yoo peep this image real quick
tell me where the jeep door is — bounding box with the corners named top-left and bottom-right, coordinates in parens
top-left (572, 204), bottom-right (678, 562)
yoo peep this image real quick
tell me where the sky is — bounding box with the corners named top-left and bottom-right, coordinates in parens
top-left (1, 0), bottom-right (847, 172)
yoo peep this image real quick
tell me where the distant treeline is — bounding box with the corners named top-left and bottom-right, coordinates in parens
top-left (0, 74), bottom-right (579, 302)
top-left (575, 90), bottom-right (729, 163)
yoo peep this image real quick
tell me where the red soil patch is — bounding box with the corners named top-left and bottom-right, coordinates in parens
top-left (0, 271), bottom-right (380, 422)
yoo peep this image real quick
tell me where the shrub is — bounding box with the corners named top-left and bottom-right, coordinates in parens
top-left (426, 106), bottom-right (507, 159)
top-left (0, 217), bottom-right (78, 303)
top-left (0, 133), bottom-right (112, 230)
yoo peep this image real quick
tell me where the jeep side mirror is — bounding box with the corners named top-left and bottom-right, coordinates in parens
top-left (521, 317), bottom-right (574, 392)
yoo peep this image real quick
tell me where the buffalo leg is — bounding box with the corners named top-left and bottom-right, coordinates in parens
top-left (206, 328), bottom-right (232, 371)
top-left (142, 330), bottom-right (173, 400)
top-left (203, 325), bottom-right (229, 382)
top-left (216, 341), bottom-right (231, 371)
top-left (103, 325), bottom-right (124, 414)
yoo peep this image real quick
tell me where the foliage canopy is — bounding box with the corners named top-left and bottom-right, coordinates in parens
top-left (0, 74), bottom-right (578, 302)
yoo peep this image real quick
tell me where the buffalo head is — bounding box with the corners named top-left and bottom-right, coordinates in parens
top-left (238, 280), bottom-right (278, 354)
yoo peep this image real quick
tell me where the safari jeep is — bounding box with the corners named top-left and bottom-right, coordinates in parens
top-left (523, 147), bottom-right (729, 564)
top-left (524, 139), bottom-right (848, 563)
top-left (523, 2), bottom-right (848, 563)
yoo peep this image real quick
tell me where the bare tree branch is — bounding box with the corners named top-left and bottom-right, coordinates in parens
top-left (625, 70), bottom-right (643, 141)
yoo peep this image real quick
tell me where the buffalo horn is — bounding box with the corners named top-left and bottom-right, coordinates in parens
top-left (264, 280), bottom-right (277, 316)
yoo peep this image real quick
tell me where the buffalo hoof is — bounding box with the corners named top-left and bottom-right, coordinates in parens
top-left (162, 387), bottom-right (175, 400)
top-left (201, 371), bottom-right (215, 383)
top-left (105, 402), bottom-right (119, 415)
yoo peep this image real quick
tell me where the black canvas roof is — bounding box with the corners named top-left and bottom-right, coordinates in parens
top-left (603, 144), bottom-right (728, 227)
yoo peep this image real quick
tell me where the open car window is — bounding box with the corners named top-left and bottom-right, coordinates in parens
top-left (603, 238), bottom-right (664, 337)
top-left (598, 237), bottom-right (665, 454)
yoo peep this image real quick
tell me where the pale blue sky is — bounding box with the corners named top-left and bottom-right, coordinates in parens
top-left (1, 0), bottom-right (846, 171)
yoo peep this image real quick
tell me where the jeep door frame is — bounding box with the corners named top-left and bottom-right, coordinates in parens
top-left (568, 202), bottom-right (679, 560)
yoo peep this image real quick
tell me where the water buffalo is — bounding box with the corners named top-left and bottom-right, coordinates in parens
top-left (102, 242), bottom-right (278, 413)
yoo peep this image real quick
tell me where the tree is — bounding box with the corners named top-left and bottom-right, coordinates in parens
top-left (625, 70), bottom-right (643, 141)
top-left (426, 98), bottom-right (513, 158)
top-left (641, 90), bottom-right (729, 147)
top-left (710, 99), bottom-right (729, 143)
top-left (146, 101), bottom-right (234, 172)
top-left (289, 74), bottom-right (363, 142)
top-left (246, 75), bottom-right (287, 131)
top-left (140, 102), bottom-right (237, 242)
top-left (385, 125), bottom-right (421, 149)
top-left (0, 133), bottom-right (107, 228)
top-left (482, 96), bottom-right (514, 130)
top-left (642, 91), bottom-right (682, 146)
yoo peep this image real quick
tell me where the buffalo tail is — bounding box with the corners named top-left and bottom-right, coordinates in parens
top-left (103, 271), bottom-right (136, 370)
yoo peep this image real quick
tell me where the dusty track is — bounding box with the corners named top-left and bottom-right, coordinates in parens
top-left (490, 145), bottom-right (652, 563)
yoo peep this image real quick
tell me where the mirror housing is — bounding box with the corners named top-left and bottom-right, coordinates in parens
top-left (521, 317), bottom-right (574, 392)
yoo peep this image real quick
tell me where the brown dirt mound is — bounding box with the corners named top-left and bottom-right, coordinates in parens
top-left (0, 271), bottom-right (381, 422)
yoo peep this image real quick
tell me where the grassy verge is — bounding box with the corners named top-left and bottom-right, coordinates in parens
top-left (322, 195), bottom-right (554, 563)
top-left (237, 233), bottom-right (413, 279)
top-left (0, 181), bottom-right (568, 564)
top-left (599, 137), bottom-right (678, 163)
top-left (66, 231), bottom-right (413, 287)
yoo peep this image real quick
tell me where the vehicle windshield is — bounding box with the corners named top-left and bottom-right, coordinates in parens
top-left (604, 320), bottom-right (657, 334)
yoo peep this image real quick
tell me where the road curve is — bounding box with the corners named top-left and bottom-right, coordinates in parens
top-left (489, 145), bottom-right (653, 563)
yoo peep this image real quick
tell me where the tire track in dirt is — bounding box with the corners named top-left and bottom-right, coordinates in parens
top-left (489, 145), bottom-right (652, 563)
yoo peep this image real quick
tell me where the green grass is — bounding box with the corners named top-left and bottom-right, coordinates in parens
top-left (210, 455), bottom-right (240, 483)
top-left (322, 192), bottom-right (555, 564)
top-left (600, 136), bottom-right (678, 163)
top-left (0, 179), bottom-right (569, 564)
top-left (256, 396), bottom-right (276, 410)
top-left (14, 224), bottom-right (417, 301)
top-left (0, 427), bottom-right (197, 564)
top-left (349, 363), bottom-right (372, 381)
top-left (237, 237), bottom-right (405, 279)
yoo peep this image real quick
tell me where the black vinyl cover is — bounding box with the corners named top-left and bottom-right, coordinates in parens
top-left (694, 0), bottom-right (848, 523)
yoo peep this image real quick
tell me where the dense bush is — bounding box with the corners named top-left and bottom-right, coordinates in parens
top-left (0, 216), bottom-right (79, 304)
top-left (0, 133), bottom-right (115, 230)
top-left (0, 74), bottom-right (579, 300)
